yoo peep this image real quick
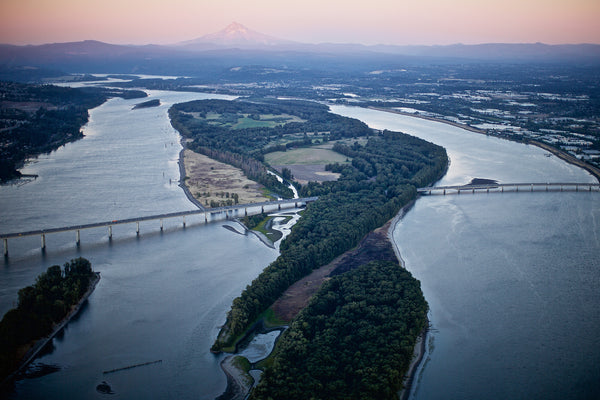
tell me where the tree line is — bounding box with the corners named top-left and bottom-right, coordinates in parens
top-left (0, 258), bottom-right (97, 380)
top-left (169, 99), bottom-right (377, 198)
top-left (209, 103), bottom-right (447, 351)
top-left (251, 260), bottom-right (428, 400)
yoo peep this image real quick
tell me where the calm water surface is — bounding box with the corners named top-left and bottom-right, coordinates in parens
top-left (332, 106), bottom-right (600, 400)
top-left (1, 96), bottom-right (598, 399)
top-left (1, 90), bottom-right (279, 400)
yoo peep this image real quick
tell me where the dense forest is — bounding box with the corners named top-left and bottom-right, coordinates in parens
top-left (187, 101), bottom-right (447, 351)
top-left (0, 258), bottom-right (97, 380)
top-left (168, 98), bottom-right (446, 395)
top-left (0, 81), bottom-right (146, 182)
top-left (251, 260), bottom-right (428, 400)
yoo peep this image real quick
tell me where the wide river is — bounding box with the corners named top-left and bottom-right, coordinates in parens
top-left (332, 106), bottom-right (600, 400)
top-left (0, 91), bottom-right (598, 399)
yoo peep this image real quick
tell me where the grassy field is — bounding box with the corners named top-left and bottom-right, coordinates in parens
top-left (265, 146), bottom-right (349, 165)
top-left (188, 112), bottom-right (305, 130)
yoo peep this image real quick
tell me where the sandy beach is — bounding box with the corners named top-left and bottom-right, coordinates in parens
top-left (217, 356), bottom-right (254, 400)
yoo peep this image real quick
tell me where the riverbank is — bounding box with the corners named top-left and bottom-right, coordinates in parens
top-left (217, 356), bottom-right (253, 400)
top-left (531, 140), bottom-right (600, 182)
top-left (388, 200), bottom-right (428, 400)
top-left (368, 106), bottom-right (486, 135)
top-left (400, 327), bottom-right (427, 400)
top-left (177, 146), bottom-right (206, 210)
top-left (1, 272), bottom-right (100, 387)
top-left (368, 106), bottom-right (600, 183)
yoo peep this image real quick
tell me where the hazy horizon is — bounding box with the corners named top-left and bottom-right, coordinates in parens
top-left (1, 0), bottom-right (599, 47)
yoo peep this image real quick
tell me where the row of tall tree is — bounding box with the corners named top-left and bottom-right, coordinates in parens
top-left (207, 102), bottom-right (447, 351)
top-left (0, 258), bottom-right (97, 380)
top-left (169, 98), bottom-right (378, 198)
top-left (251, 260), bottom-right (428, 399)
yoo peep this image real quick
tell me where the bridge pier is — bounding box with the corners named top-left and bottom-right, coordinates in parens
top-left (205, 212), bottom-right (208, 223)
top-left (261, 206), bottom-right (264, 213)
top-left (244, 208), bottom-right (247, 217)
top-left (76, 230), bottom-right (80, 246)
top-left (530, 184), bottom-right (533, 192)
top-left (41, 234), bottom-right (46, 250)
top-left (160, 219), bottom-right (163, 231)
top-left (443, 189), bottom-right (446, 195)
top-left (136, 222), bottom-right (140, 236)
top-left (278, 204), bottom-right (281, 210)
top-left (3, 239), bottom-right (7, 257)
top-left (182, 216), bottom-right (186, 228)
top-left (108, 226), bottom-right (112, 240)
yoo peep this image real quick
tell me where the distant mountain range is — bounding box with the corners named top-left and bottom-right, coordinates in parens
top-left (173, 22), bottom-right (600, 61)
top-left (1, 22), bottom-right (599, 78)
top-left (178, 22), bottom-right (295, 50)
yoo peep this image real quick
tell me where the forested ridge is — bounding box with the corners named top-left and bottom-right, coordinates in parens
top-left (0, 81), bottom-right (146, 182)
top-left (0, 258), bottom-right (97, 380)
top-left (251, 260), bottom-right (428, 400)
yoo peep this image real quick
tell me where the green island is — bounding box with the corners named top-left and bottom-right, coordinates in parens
top-left (253, 260), bottom-right (427, 399)
top-left (0, 258), bottom-right (99, 382)
top-left (169, 98), bottom-right (447, 398)
top-left (132, 99), bottom-right (161, 109)
top-left (0, 81), bottom-right (146, 182)
top-left (169, 98), bottom-right (370, 199)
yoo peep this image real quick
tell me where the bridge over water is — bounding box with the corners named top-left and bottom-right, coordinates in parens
top-left (1, 197), bottom-right (317, 256)
top-left (418, 182), bottom-right (600, 195)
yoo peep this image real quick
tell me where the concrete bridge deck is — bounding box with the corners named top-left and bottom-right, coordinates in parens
top-left (417, 182), bottom-right (600, 195)
top-left (1, 197), bottom-right (317, 256)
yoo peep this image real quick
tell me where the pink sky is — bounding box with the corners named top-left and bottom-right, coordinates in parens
top-left (1, 0), bottom-right (598, 46)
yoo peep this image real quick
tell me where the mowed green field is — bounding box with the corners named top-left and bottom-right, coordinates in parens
top-left (192, 112), bottom-right (306, 130)
top-left (265, 146), bottom-right (350, 165)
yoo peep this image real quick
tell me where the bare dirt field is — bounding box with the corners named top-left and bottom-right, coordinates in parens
top-left (183, 149), bottom-right (270, 208)
top-left (271, 220), bottom-right (397, 321)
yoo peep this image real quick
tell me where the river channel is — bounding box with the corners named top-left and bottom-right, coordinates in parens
top-left (0, 89), bottom-right (281, 399)
top-left (332, 106), bottom-right (600, 400)
top-left (0, 89), bottom-right (598, 399)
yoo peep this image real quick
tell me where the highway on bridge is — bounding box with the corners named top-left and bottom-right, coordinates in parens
top-left (417, 182), bottom-right (599, 195)
top-left (1, 197), bottom-right (317, 256)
